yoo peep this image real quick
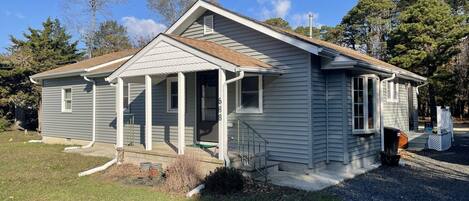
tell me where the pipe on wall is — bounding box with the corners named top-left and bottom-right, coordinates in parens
top-left (64, 75), bottom-right (96, 150)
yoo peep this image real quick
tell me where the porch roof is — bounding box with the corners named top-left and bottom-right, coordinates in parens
top-left (106, 34), bottom-right (273, 82)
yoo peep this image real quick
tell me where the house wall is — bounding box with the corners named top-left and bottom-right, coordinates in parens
top-left (42, 74), bottom-right (197, 147)
top-left (42, 76), bottom-right (93, 141)
top-left (181, 11), bottom-right (313, 166)
top-left (383, 79), bottom-right (411, 132)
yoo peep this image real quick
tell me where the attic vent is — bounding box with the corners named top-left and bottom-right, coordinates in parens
top-left (204, 15), bottom-right (214, 35)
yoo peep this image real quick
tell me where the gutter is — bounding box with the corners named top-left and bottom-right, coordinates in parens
top-left (416, 82), bottom-right (428, 95)
top-left (222, 71), bottom-right (245, 167)
top-left (64, 75), bottom-right (96, 150)
top-left (380, 73), bottom-right (396, 152)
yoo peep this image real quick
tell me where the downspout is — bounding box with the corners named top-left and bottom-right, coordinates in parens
top-left (380, 73), bottom-right (396, 152)
top-left (64, 75), bottom-right (96, 150)
top-left (78, 79), bottom-right (118, 177)
top-left (223, 71), bottom-right (245, 167)
top-left (29, 77), bottom-right (39, 85)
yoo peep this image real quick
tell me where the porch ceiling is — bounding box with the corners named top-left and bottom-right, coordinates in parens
top-left (106, 34), bottom-right (273, 82)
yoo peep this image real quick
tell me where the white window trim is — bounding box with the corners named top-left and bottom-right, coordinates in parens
top-left (386, 81), bottom-right (399, 103)
top-left (61, 88), bottom-right (72, 113)
top-left (203, 15), bottom-right (214, 35)
top-left (166, 77), bottom-right (178, 113)
top-left (123, 83), bottom-right (131, 112)
top-left (236, 74), bottom-right (263, 114)
top-left (352, 76), bottom-right (379, 134)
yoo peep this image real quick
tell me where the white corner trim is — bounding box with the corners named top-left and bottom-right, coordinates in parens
top-left (165, 1), bottom-right (320, 55)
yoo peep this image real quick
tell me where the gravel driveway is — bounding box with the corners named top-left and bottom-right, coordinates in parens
top-left (323, 132), bottom-right (469, 201)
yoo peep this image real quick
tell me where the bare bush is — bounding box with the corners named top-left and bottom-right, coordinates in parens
top-left (163, 154), bottom-right (203, 193)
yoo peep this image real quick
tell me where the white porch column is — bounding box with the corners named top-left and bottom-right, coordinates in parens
top-left (218, 69), bottom-right (227, 161)
top-left (116, 77), bottom-right (124, 148)
top-left (177, 72), bottom-right (185, 155)
top-left (145, 75), bottom-right (152, 151)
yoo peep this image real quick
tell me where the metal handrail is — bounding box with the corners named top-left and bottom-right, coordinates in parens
top-left (235, 118), bottom-right (269, 182)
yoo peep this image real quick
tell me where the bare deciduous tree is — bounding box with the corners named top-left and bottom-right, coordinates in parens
top-left (146, 0), bottom-right (218, 25)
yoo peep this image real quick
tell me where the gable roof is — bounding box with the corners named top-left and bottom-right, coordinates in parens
top-left (166, 0), bottom-right (426, 82)
top-left (106, 34), bottom-right (275, 81)
top-left (31, 49), bottom-right (138, 80)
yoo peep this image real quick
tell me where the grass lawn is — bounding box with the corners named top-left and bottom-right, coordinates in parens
top-left (0, 131), bottom-right (337, 201)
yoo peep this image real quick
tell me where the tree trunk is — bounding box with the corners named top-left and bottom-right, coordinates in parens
top-left (428, 84), bottom-right (437, 126)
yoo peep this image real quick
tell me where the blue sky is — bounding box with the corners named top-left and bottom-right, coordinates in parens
top-left (0, 0), bottom-right (357, 53)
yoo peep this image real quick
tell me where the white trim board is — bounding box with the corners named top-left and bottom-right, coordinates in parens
top-left (106, 34), bottom-right (238, 82)
top-left (165, 0), bottom-right (320, 55)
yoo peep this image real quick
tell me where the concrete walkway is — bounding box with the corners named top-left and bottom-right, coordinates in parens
top-left (64, 143), bottom-right (116, 159)
top-left (269, 164), bottom-right (380, 191)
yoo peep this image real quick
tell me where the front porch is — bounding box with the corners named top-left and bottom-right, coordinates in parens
top-left (107, 34), bottom-right (275, 168)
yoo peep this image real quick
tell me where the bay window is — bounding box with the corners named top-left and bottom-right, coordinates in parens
top-left (352, 76), bottom-right (378, 133)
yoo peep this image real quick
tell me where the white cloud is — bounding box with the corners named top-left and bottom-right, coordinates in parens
top-left (258, 0), bottom-right (291, 19)
top-left (291, 12), bottom-right (321, 28)
top-left (121, 16), bottom-right (167, 40)
top-left (3, 10), bottom-right (25, 19)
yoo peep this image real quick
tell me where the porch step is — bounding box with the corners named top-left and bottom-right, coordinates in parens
top-left (228, 151), bottom-right (278, 179)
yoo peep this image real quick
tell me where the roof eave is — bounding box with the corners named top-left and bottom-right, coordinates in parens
top-left (357, 62), bottom-right (427, 82)
top-left (30, 70), bottom-right (85, 80)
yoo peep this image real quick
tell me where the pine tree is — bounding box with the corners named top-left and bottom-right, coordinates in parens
top-left (88, 20), bottom-right (132, 57)
top-left (387, 0), bottom-right (468, 124)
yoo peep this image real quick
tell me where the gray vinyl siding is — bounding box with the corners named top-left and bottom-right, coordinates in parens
top-left (383, 79), bottom-right (410, 132)
top-left (181, 11), bottom-right (312, 165)
top-left (42, 76), bottom-right (92, 140)
top-left (325, 72), bottom-right (347, 162)
top-left (95, 78), bottom-right (116, 143)
top-left (151, 73), bottom-right (196, 146)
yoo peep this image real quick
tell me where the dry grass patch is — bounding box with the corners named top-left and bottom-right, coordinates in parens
top-left (164, 154), bottom-right (203, 193)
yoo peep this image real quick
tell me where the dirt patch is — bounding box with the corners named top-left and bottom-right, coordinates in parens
top-left (99, 163), bottom-right (164, 187)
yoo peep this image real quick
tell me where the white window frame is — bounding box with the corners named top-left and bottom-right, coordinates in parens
top-left (352, 75), bottom-right (379, 134)
top-left (123, 83), bottom-right (131, 112)
top-left (203, 15), bottom-right (214, 35)
top-left (236, 74), bottom-right (263, 114)
top-left (387, 80), bottom-right (399, 103)
top-left (61, 88), bottom-right (72, 113)
top-left (166, 77), bottom-right (178, 113)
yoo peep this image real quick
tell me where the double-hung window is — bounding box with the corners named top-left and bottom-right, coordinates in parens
top-left (236, 75), bottom-right (263, 113)
top-left (167, 77), bottom-right (178, 113)
top-left (352, 76), bottom-right (378, 133)
top-left (62, 88), bottom-right (72, 112)
top-left (387, 81), bottom-right (399, 102)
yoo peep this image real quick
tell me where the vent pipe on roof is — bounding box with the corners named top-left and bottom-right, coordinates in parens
top-left (309, 13), bottom-right (313, 38)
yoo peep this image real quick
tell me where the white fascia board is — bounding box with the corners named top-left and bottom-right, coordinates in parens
top-left (166, 1), bottom-right (320, 55)
top-left (85, 56), bottom-right (133, 72)
top-left (106, 34), bottom-right (238, 82)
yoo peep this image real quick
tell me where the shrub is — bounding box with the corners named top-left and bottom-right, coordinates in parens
top-left (164, 154), bottom-right (203, 193)
top-left (204, 167), bottom-right (245, 194)
top-left (0, 117), bottom-right (11, 132)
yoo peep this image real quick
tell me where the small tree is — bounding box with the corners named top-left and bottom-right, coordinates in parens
top-left (264, 17), bottom-right (292, 30)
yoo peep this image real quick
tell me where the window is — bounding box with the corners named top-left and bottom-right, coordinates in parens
top-left (167, 77), bottom-right (178, 113)
top-left (62, 88), bottom-right (72, 112)
top-left (236, 75), bottom-right (263, 113)
top-left (203, 15), bottom-right (214, 35)
top-left (123, 84), bottom-right (130, 112)
top-left (352, 76), bottom-right (378, 133)
top-left (387, 81), bottom-right (399, 102)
